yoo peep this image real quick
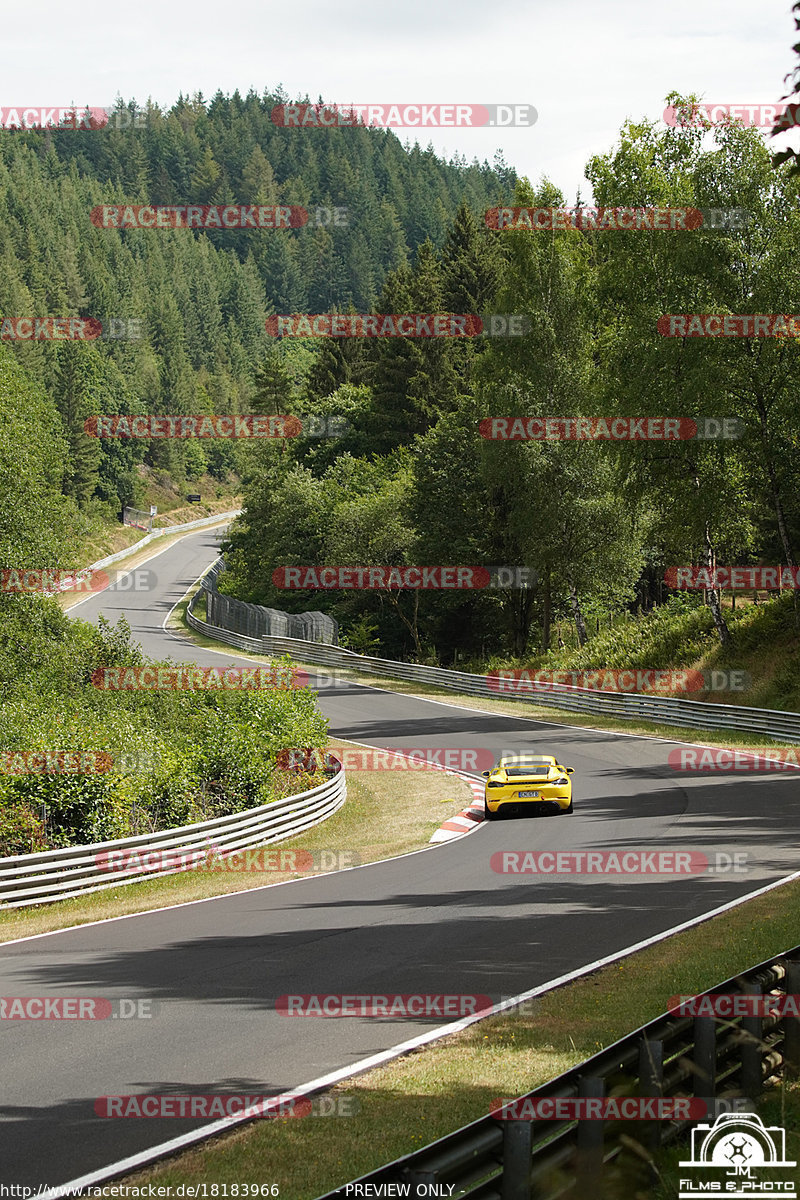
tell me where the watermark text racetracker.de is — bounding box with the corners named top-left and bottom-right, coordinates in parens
top-left (1, 749), bottom-right (164, 776)
top-left (276, 994), bottom-right (493, 1016)
top-left (668, 746), bottom-right (800, 772)
top-left (0, 317), bottom-right (144, 342)
top-left (1, 996), bottom-right (157, 1019)
top-left (90, 665), bottom-right (309, 691)
top-left (95, 847), bottom-right (357, 876)
top-left (666, 565), bottom-right (800, 589)
top-left (0, 317), bottom-right (145, 341)
top-left (90, 205), bottom-right (347, 229)
top-left (491, 1096), bottom-right (707, 1120)
top-left (663, 100), bottom-right (798, 129)
top-left (479, 417), bottom-right (742, 441)
top-left (84, 415), bottom-right (302, 439)
top-left (490, 850), bottom-right (748, 875)
top-left (271, 102), bottom-right (537, 128)
top-left (5, 565), bottom-right (160, 596)
top-left (659, 313), bottom-right (800, 337)
top-left (85, 414), bottom-right (349, 440)
top-left (0, 568), bottom-right (110, 594)
top-left (668, 992), bottom-right (800, 1018)
top-left (265, 314), bottom-right (529, 337)
top-left (0, 106), bottom-right (109, 130)
top-left (94, 1093), bottom-right (359, 1118)
top-left (0, 105), bottom-right (147, 131)
top-left (485, 206), bottom-right (749, 231)
top-left (487, 667), bottom-right (750, 693)
top-left (272, 566), bottom-right (536, 590)
top-left (1, 750), bottom-right (114, 775)
top-left (279, 746), bottom-right (498, 772)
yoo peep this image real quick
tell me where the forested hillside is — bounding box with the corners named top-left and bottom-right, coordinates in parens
top-left (0, 340), bottom-right (328, 856)
top-left (220, 101), bottom-right (800, 665)
top-left (0, 89), bottom-right (513, 516)
top-left (3, 88), bottom-right (799, 671)
top-left (0, 90), bottom-right (524, 854)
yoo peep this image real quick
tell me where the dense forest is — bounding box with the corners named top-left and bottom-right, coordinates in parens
top-left (0, 88), bottom-right (513, 526)
top-left (2, 88), bottom-right (799, 670)
top-left (219, 97), bottom-right (800, 664)
top-left (0, 338), bottom-right (329, 856)
top-left (6, 88), bottom-right (531, 853)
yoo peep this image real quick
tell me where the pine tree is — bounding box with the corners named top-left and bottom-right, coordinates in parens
top-left (252, 353), bottom-right (293, 413)
top-left (242, 146), bottom-right (277, 204)
top-left (51, 342), bottom-right (103, 503)
top-left (440, 202), bottom-right (500, 313)
top-left (190, 146), bottom-right (221, 202)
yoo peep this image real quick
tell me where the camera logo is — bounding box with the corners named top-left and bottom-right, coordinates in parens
top-left (679, 1112), bottom-right (795, 1198)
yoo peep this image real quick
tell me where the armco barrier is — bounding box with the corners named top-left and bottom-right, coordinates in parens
top-left (84, 509), bottom-right (240, 575)
top-left (51, 511), bottom-right (240, 596)
top-left (186, 584), bottom-right (800, 743)
top-left (0, 760), bottom-right (345, 909)
top-left (318, 945), bottom-right (800, 1199)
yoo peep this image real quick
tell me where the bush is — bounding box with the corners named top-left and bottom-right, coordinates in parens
top-left (0, 600), bottom-right (331, 856)
top-left (0, 801), bottom-right (46, 857)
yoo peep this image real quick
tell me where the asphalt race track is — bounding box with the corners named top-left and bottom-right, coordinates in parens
top-left (2, 527), bottom-right (799, 1188)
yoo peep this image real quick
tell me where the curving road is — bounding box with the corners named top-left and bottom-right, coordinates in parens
top-left (1, 527), bottom-right (799, 1189)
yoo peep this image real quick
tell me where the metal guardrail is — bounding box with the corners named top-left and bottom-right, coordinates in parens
top-left (47, 514), bottom-right (240, 597)
top-left (87, 510), bottom-right (240, 575)
top-left (317, 945), bottom-right (800, 1199)
top-left (186, 583), bottom-right (800, 743)
top-left (0, 761), bottom-right (346, 909)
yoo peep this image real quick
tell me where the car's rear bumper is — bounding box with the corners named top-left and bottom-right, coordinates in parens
top-left (485, 790), bottom-right (571, 813)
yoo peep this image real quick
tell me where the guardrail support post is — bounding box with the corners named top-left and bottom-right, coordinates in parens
top-left (693, 1014), bottom-right (716, 1116)
top-left (501, 1119), bottom-right (534, 1200)
top-left (784, 959), bottom-right (800, 1077)
top-left (404, 1168), bottom-right (437, 1191)
top-left (638, 1037), bottom-right (664, 1155)
top-left (575, 1076), bottom-right (604, 1188)
top-left (740, 983), bottom-right (763, 1101)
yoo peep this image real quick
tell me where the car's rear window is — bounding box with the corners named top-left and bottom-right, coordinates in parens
top-left (503, 765), bottom-right (552, 776)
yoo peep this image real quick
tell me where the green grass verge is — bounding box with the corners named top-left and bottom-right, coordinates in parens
top-left (465, 591), bottom-right (800, 713)
top-left (60, 587), bottom-right (796, 1200)
top-left (59, 513), bottom-right (238, 613)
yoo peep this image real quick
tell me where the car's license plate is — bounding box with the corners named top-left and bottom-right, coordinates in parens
top-left (518, 791), bottom-right (539, 798)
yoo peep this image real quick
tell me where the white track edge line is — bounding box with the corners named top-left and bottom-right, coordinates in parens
top-left (40, 861), bottom-right (800, 1199)
top-left (20, 553), bottom-right (800, 1188)
top-left (12, 560), bottom-right (794, 942)
top-left (6, 676), bottom-right (793, 945)
top-left (166, 557), bottom-right (800, 762)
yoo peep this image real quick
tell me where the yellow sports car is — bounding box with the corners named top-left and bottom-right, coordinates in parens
top-left (483, 755), bottom-right (574, 819)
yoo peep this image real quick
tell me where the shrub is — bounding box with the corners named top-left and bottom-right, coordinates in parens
top-left (0, 801), bottom-right (46, 857)
top-left (0, 603), bottom-right (331, 855)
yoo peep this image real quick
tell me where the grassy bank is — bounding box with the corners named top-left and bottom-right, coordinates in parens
top-left (174, 577), bottom-right (800, 747)
top-left (460, 591), bottom-right (800, 712)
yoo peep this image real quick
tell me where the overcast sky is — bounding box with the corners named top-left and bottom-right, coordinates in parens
top-left (3, 0), bottom-right (798, 199)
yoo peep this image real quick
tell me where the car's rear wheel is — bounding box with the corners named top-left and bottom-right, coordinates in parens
top-left (562, 798), bottom-right (574, 813)
top-left (484, 802), bottom-right (496, 821)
